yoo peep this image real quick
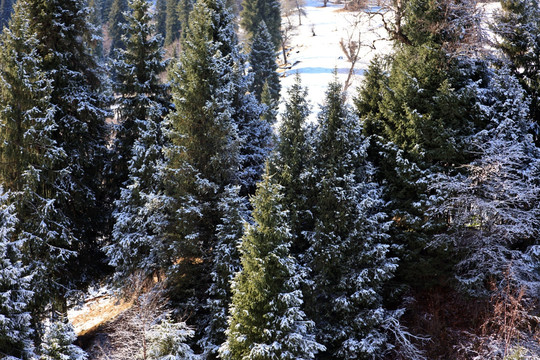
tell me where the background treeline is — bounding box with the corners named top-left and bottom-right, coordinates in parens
top-left (0, 0), bottom-right (539, 359)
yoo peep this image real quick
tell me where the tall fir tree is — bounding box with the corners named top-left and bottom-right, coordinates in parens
top-left (240, 0), bottom-right (281, 49)
top-left (270, 74), bottom-right (313, 257)
top-left (88, 0), bottom-right (105, 58)
top-left (164, 0), bottom-right (242, 323)
top-left (108, 0), bottom-right (128, 52)
top-left (428, 69), bottom-right (540, 296)
top-left (249, 21), bottom-right (280, 102)
top-left (354, 0), bottom-right (489, 289)
top-left (23, 0), bottom-right (109, 298)
top-left (164, 0), bottom-right (269, 349)
top-left (164, 0), bottom-right (180, 45)
top-left (200, 185), bottom-right (247, 359)
top-left (493, 0), bottom-right (540, 139)
top-left (155, 0), bottom-right (167, 41)
top-left (106, 0), bottom-right (170, 282)
top-left (221, 167), bottom-right (325, 360)
top-left (307, 78), bottom-right (397, 359)
top-left (0, 0), bottom-right (77, 320)
top-left (0, 188), bottom-right (35, 360)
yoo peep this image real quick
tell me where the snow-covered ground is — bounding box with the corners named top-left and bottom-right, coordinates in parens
top-left (278, 0), bottom-right (392, 118)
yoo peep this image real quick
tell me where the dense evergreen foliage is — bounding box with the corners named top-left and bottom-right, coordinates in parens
top-left (106, 0), bottom-right (170, 283)
top-left (222, 167), bottom-right (325, 360)
top-left (249, 21), bottom-right (281, 102)
top-left (108, 0), bottom-right (127, 52)
top-left (1, 0), bottom-right (540, 358)
top-left (240, 0), bottom-right (281, 49)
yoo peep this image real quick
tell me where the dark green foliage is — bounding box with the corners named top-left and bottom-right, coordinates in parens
top-left (155, 0), bottom-right (167, 40)
top-left (222, 167), bottom-right (324, 360)
top-left (164, 0), bottom-right (242, 320)
top-left (23, 0), bottom-right (109, 298)
top-left (108, 0), bottom-right (128, 51)
top-left (240, 0), bottom-right (281, 49)
top-left (164, 0), bottom-right (180, 45)
top-left (270, 75), bottom-right (312, 256)
top-left (201, 185), bottom-right (246, 359)
top-left (88, 0), bottom-right (105, 58)
top-left (0, 189), bottom-right (35, 360)
top-left (249, 21), bottom-right (280, 101)
top-left (0, 0), bottom-right (76, 319)
top-left (306, 78), bottom-right (396, 359)
top-left (111, 0), bottom-right (169, 198)
top-left (355, 0), bottom-right (488, 292)
top-left (106, 0), bottom-right (170, 282)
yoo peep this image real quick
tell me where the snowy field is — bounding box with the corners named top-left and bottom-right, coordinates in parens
top-left (278, 0), bottom-right (392, 118)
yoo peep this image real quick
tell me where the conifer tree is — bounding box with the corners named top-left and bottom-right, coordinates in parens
top-left (240, 0), bottom-right (281, 48)
top-left (0, 189), bottom-right (35, 360)
top-left (164, 0), bottom-right (180, 45)
top-left (221, 167), bottom-right (325, 360)
top-left (40, 317), bottom-right (87, 360)
top-left (155, 0), bottom-right (167, 40)
top-left (164, 0), bottom-right (269, 348)
top-left (107, 0), bottom-right (170, 282)
top-left (429, 69), bottom-right (540, 296)
top-left (493, 0), bottom-right (540, 135)
top-left (260, 81), bottom-right (278, 125)
top-left (0, 0), bottom-right (77, 318)
top-left (23, 0), bottom-right (109, 298)
top-left (354, 0), bottom-right (488, 288)
top-left (270, 75), bottom-right (312, 256)
top-left (146, 318), bottom-right (196, 360)
top-left (110, 0), bottom-right (169, 198)
top-left (88, 0), bottom-right (105, 58)
top-left (108, 0), bottom-right (128, 52)
top-left (307, 79), bottom-right (397, 359)
top-left (164, 0), bottom-right (242, 317)
top-left (200, 185), bottom-right (247, 359)
top-left (249, 21), bottom-right (280, 101)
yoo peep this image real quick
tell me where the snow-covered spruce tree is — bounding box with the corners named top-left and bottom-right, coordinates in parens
top-left (164, 0), bottom-right (270, 315)
top-left (428, 69), bottom-right (540, 296)
top-left (110, 0), bottom-right (169, 198)
top-left (221, 166), bottom-right (325, 360)
top-left (0, 0), bottom-right (77, 320)
top-left (493, 0), bottom-right (540, 133)
top-left (249, 21), bottom-right (280, 102)
top-left (40, 317), bottom-right (87, 360)
top-left (270, 74), bottom-right (313, 257)
top-left (146, 317), bottom-right (196, 360)
top-left (163, 0), bottom-right (242, 326)
top-left (108, 0), bottom-right (127, 52)
top-left (200, 185), bottom-right (247, 359)
top-left (106, 0), bottom-right (170, 283)
top-left (240, 0), bottom-right (281, 49)
top-left (0, 188), bottom-right (35, 360)
top-left (24, 0), bottom-right (109, 288)
top-left (355, 0), bottom-right (489, 287)
top-left (306, 78), bottom-right (397, 360)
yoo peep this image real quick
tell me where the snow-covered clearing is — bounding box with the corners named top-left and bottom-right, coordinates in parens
top-left (278, 0), bottom-right (392, 117)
